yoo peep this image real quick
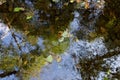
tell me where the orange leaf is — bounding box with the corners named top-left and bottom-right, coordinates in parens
top-left (76, 0), bottom-right (81, 3)
top-left (85, 2), bottom-right (89, 9)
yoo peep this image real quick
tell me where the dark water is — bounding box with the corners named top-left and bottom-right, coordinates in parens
top-left (0, 0), bottom-right (120, 80)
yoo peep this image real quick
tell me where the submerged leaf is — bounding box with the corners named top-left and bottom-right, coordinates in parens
top-left (52, 41), bottom-right (59, 46)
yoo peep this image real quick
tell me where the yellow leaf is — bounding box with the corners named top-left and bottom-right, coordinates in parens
top-left (70, 0), bottom-right (75, 3)
top-left (75, 37), bottom-right (79, 42)
top-left (56, 55), bottom-right (62, 63)
top-left (23, 61), bottom-right (27, 65)
top-left (58, 37), bottom-right (64, 42)
top-left (100, 27), bottom-right (106, 33)
top-left (46, 55), bottom-right (53, 63)
top-left (76, 0), bottom-right (81, 3)
top-left (85, 2), bottom-right (89, 9)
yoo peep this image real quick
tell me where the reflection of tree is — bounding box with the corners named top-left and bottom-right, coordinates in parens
top-left (0, 0), bottom-right (74, 77)
top-left (96, 0), bottom-right (120, 49)
top-left (77, 50), bottom-right (120, 79)
top-left (80, 1), bottom-right (120, 77)
top-left (0, 0), bottom-right (74, 37)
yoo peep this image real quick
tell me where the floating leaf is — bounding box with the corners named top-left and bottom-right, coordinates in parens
top-left (58, 37), bottom-right (64, 42)
top-left (70, 0), bottom-right (75, 3)
top-left (46, 55), bottom-right (53, 63)
top-left (26, 16), bottom-right (32, 20)
top-left (25, 11), bottom-right (34, 20)
top-left (58, 29), bottom-right (72, 42)
top-left (23, 61), bottom-right (28, 65)
top-left (52, 0), bottom-right (60, 3)
top-left (80, 2), bottom-right (85, 7)
top-left (107, 69), bottom-right (111, 75)
top-left (85, 2), bottom-right (89, 9)
top-left (76, 0), bottom-right (81, 3)
top-left (62, 29), bottom-right (69, 37)
top-left (14, 7), bottom-right (25, 12)
top-left (56, 55), bottom-right (62, 63)
top-left (75, 37), bottom-right (79, 42)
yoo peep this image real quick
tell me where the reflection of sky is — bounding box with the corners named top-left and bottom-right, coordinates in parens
top-left (0, 74), bottom-right (18, 80)
top-left (40, 54), bottom-right (82, 80)
top-left (0, 22), bottom-right (44, 54)
top-left (37, 37), bottom-right (45, 50)
top-left (0, 22), bottom-right (12, 46)
top-left (1, 0), bottom-right (120, 79)
top-left (40, 37), bottom-right (108, 80)
top-left (70, 11), bottom-right (80, 33)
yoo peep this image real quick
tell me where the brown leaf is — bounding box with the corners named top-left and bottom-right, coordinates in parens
top-left (100, 27), bottom-right (106, 33)
top-left (76, 0), bottom-right (81, 3)
top-left (58, 31), bottom-right (63, 38)
top-left (85, 2), bottom-right (89, 9)
top-left (56, 55), bottom-right (62, 63)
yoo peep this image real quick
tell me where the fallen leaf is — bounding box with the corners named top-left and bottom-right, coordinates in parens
top-left (85, 2), bottom-right (89, 9)
top-left (62, 29), bottom-right (69, 37)
top-left (58, 31), bottom-right (63, 38)
top-left (100, 27), bottom-right (106, 33)
top-left (56, 55), bottom-right (62, 63)
top-left (70, 0), bottom-right (75, 3)
top-left (76, 0), bottom-right (81, 3)
top-left (26, 16), bottom-right (32, 20)
top-left (75, 37), bottom-right (79, 42)
top-left (46, 55), bottom-right (53, 63)
top-left (14, 7), bottom-right (25, 12)
top-left (23, 61), bottom-right (27, 65)
top-left (52, 0), bottom-right (60, 3)
top-left (58, 37), bottom-right (64, 42)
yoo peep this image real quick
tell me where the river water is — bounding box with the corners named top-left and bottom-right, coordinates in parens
top-left (0, 0), bottom-right (120, 80)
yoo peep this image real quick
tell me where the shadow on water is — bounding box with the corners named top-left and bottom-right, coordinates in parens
top-left (0, 0), bottom-right (120, 80)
